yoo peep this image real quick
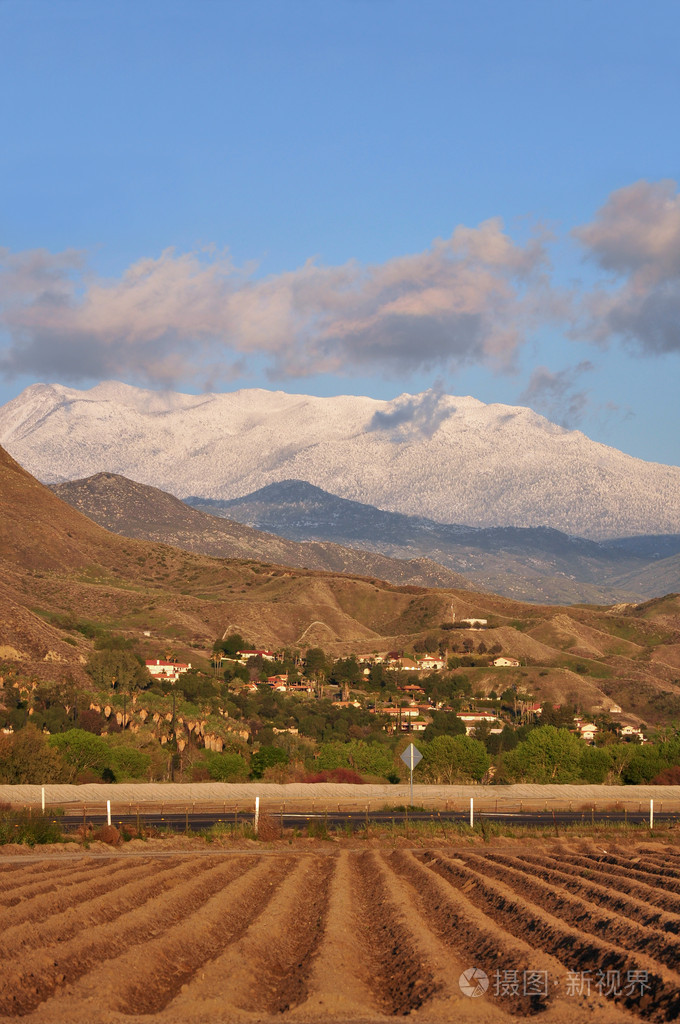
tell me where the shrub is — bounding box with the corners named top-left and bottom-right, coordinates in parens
top-left (651, 765), bottom-right (680, 785)
top-left (49, 729), bottom-right (110, 781)
top-left (205, 751), bottom-right (249, 782)
top-left (109, 745), bottom-right (152, 780)
top-left (0, 806), bottom-right (64, 846)
top-left (316, 740), bottom-right (394, 779)
top-left (92, 825), bottom-right (121, 846)
top-left (250, 746), bottom-right (288, 779)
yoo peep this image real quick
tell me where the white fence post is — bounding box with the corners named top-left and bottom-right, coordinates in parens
top-left (41, 787), bottom-right (45, 812)
top-left (650, 798), bottom-right (654, 829)
top-left (470, 797), bottom-right (474, 828)
top-left (107, 800), bottom-right (111, 827)
top-left (254, 796), bottom-right (260, 834)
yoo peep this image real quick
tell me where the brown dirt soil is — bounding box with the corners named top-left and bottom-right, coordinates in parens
top-left (1, 839), bottom-right (679, 1023)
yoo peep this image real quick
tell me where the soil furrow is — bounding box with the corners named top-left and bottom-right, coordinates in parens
top-left (281, 850), bottom-right (397, 1021)
top-left (0, 854), bottom-right (238, 1016)
top-left (495, 852), bottom-right (680, 934)
top-left (461, 852), bottom-right (680, 973)
top-left (346, 850), bottom-right (439, 1017)
top-left (0, 861), bottom-right (75, 892)
top-left (578, 852), bottom-right (680, 892)
top-left (378, 851), bottom-right (518, 1021)
top-left (0, 857), bottom-right (160, 931)
top-left (164, 854), bottom-right (334, 1018)
top-left (389, 849), bottom-right (558, 1017)
top-left (419, 851), bottom-right (680, 1021)
top-left (105, 854), bottom-right (297, 1016)
top-left (0, 859), bottom-right (103, 905)
top-left (0, 857), bottom-right (197, 956)
top-left (513, 852), bottom-right (680, 917)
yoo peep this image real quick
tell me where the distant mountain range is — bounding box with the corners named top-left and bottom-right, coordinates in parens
top-left (188, 480), bottom-right (680, 604)
top-left (2, 381), bottom-right (680, 540)
top-left (49, 472), bottom-right (680, 604)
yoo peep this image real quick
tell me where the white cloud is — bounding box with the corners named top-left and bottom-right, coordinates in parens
top-left (0, 220), bottom-right (547, 387)
top-left (573, 179), bottom-right (680, 356)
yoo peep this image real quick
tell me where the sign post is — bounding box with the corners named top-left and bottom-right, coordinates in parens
top-left (400, 744), bottom-right (422, 807)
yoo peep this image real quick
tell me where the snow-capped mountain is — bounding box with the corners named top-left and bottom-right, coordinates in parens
top-left (1, 380), bottom-right (679, 540)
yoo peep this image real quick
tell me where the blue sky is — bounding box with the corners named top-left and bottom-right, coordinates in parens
top-left (1, 0), bottom-right (679, 464)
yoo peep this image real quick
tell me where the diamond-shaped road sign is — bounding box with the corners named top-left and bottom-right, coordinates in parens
top-left (401, 743), bottom-right (422, 771)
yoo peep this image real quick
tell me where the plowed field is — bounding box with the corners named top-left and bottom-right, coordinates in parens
top-left (1, 842), bottom-right (680, 1023)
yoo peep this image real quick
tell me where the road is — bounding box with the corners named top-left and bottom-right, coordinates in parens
top-left (53, 807), bottom-right (678, 833)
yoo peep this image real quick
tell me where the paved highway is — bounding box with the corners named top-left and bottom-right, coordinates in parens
top-left (56, 808), bottom-right (679, 833)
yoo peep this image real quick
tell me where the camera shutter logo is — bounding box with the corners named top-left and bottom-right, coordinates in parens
top-left (459, 968), bottom-right (489, 998)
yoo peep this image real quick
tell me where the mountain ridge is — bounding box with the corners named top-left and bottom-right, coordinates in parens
top-left (188, 479), bottom-right (680, 604)
top-left (2, 381), bottom-right (679, 539)
top-left (48, 472), bottom-right (473, 592)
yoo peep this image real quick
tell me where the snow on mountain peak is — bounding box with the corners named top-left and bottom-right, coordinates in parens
top-left (1, 381), bottom-right (678, 540)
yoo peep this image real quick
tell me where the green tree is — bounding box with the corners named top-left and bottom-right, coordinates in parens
top-left (418, 735), bottom-right (490, 783)
top-left (316, 740), bottom-right (395, 779)
top-left (580, 745), bottom-right (612, 784)
top-left (108, 745), bottom-right (152, 781)
top-left (215, 633), bottom-right (248, 657)
top-left (0, 727), bottom-right (65, 784)
top-left (422, 711), bottom-right (465, 742)
top-left (49, 729), bottom-right (111, 781)
top-left (205, 750), bottom-right (249, 781)
top-left (250, 745), bottom-right (288, 779)
top-left (622, 744), bottom-right (668, 784)
top-left (503, 726), bottom-right (584, 783)
top-left (304, 648), bottom-right (328, 677)
top-left (86, 649), bottom-right (150, 692)
top-left (540, 703), bottom-right (576, 728)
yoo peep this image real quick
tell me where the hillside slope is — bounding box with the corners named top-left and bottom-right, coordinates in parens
top-left (2, 445), bottom-right (680, 725)
top-left (48, 473), bottom-right (471, 591)
top-left (2, 381), bottom-right (680, 538)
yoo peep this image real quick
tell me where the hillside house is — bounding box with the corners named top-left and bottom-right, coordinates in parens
top-left (456, 711), bottom-right (502, 735)
top-left (399, 683), bottom-right (426, 696)
top-left (394, 657), bottom-right (420, 671)
top-left (145, 659), bottom-right (191, 683)
top-left (620, 724), bottom-right (645, 742)
top-left (419, 655), bottom-right (446, 670)
top-left (493, 657), bottom-right (520, 667)
top-left (577, 722), bottom-right (598, 743)
top-left (237, 649), bottom-right (276, 664)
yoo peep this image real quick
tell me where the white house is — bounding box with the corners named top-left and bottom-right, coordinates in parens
top-left (493, 657), bottom-right (520, 667)
top-left (620, 724), bottom-right (645, 742)
top-left (456, 711), bottom-right (502, 735)
top-left (419, 655), bottom-right (446, 671)
top-left (237, 649), bottom-right (276, 664)
top-left (145, 659), bottom-right (191, 683)
top-left (577, 722), bottom-right (598, 743)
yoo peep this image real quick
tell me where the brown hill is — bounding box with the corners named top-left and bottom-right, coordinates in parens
top-left (2, 445), bottom-right (680, 724)
top-left (48, 472), bottom-right (472, 591)
top-left (0, 446), bottom-right (131, 571)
